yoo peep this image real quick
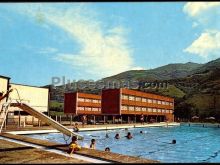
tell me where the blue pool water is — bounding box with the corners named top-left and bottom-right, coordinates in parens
top-left (26, 124), bottom-right (220, 163)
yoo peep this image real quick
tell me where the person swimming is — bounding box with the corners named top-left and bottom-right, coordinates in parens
top-left (105, 147), bottom-right (110, 152)
top-left (171, 139), bottom-right (176, 144)
top-left (140, 131), bottom-right (143, 134)
top-left (125, 132), bottom-right (133, 139)
top-left (115, 133), bottom-right (120, 139)
top-left (73, 123), bottom-right (79, 132)
top-left (90, 139), bottom-right (96, 149)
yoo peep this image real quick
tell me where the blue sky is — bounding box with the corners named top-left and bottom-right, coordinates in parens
top-left (0, 2), bottom-right (220, 86)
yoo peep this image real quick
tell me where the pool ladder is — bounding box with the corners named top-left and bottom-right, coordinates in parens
top-left (0, 99), bottom-right (12, 133)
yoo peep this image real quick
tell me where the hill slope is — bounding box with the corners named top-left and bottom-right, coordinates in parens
top-left (102, 62), bottom-right (203, 81)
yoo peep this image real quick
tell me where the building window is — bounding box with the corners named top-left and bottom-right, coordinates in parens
top-left (129, 106), bottom-right (135, 111)
top-left (153, 100), bottom-right (157, 104)
top-left (165, 110), bottom-right (169, 113)
top-left (142, 98), bottom-right (147, 102)
top-left (129, 95), bottom-right (135, 101)
top-left (153, 108), bottom-right (157, 112)
top-left (148, 99), bottom-right (152, 103)
top-left (85, 107), bottom-right (92, 111)
top-left (92, 99), bottom-right (99, 103)
top-left (169, 110), bottom-right (173, 114)
top-left (165, 102), bottom-right (169, 105)
top-left (78, 98), bottom-right (85, 102)
top-left (157, 109), bottom-right (162, 113)
top-left (162, 109), bottom-right (165, 113)
top-left (122, 105), bottom-right (128, 110)
top-left (148, 108), bottom-right (152, 112)
top-left (135, 106), bottom-right (141, 111)
top-left (170, 102), bottom-right (173, 106)
top-left (85, 99), bottom-right (91, 102)
top-left (162, 101), bottom-right (166, 105)
top-left (78, 107), bottom-right (84, 111)
top-left (158, 100), bottom-right (162, 104)
top-left (122, 94), bottom-right (129, 100)
top-left (142, 107), bottom-right (147, 111)
top-left (135, 97), bottom-right (141, 102)
top-left (92, 107), bottom-right (98, 111)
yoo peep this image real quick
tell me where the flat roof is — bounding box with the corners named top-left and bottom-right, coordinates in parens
top-left (10, 83), bottom-right (49, 90)
top-left (0, 75), bottom-right (10, 80)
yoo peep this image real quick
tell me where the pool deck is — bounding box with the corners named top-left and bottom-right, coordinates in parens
top-left (3, 122), bottom-right (180, 135)
top-left (0, 138), bottom-right (88, 164)
top-left (0, 122), bottom-right (177, 163)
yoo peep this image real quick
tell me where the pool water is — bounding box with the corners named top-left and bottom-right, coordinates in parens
top-left (26, 124), bottom-right (220, 163)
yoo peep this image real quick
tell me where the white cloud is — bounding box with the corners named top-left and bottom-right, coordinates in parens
top-left (14, 4), bottom-right (140, 78)
top-left (184, 31), bottom-right (220, 58)
top-left (183, 2), bottom-right (220, 17)
top-left (183, 2), bottom-right (220, 59)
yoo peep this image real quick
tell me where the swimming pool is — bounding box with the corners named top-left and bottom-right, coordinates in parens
top-left (26, 124), bottom-right (220, 163)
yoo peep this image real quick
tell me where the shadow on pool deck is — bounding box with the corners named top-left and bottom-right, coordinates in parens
top-left (0, 139), bottom-right (88, 164)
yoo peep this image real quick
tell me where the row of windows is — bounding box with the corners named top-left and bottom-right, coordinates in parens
top-left (121, 105), bottom-right (173, 114)
top-left (121, 94), bottom-right (173, 106)
top-left (78, 97), bottom-right (101, 103)
top-left (77, 106), bottom-right (101, 111)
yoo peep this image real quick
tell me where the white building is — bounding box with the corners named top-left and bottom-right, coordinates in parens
top-left (0, 75), bottom-right (49, 126)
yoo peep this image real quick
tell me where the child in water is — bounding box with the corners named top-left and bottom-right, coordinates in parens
top-left (73, 123), bottom-right (79, 132)
top-left (125, 132), bottom-right (133, 139)
top-left (115, 133), bottom-right (120, 139)
top-left (171, 139), bottom-right (176, 144)
top-left (90, 139), bottom-right (96, 149)
top-left (68, 136), bottom-right (81, 155)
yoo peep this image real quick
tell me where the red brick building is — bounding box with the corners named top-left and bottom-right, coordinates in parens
top-left (64, 89), bottom-right (174, 124)
top-left (101, 88), bottom-right (174, 122)
top-left (64, 92), bottom-right (102, 124)
top-left (64, 92), bottom-right (101, 115)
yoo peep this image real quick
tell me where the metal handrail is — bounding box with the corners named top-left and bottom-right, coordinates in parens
top-left (0, 98), bottom-right (12, 133)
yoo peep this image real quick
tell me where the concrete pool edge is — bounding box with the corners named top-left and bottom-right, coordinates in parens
top-left (0, 133), bottom-right (159, 163)
top-left (5, 122), bottom-right (180, 135)
top-left (0, 136), bottom-right (108, 164)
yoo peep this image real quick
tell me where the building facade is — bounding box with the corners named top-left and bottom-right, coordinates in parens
top-left (101, 88), bottom-right (174, 122)
top-left (0, 76), bottom-right (10, 103)
top-left (64, 92), bottom-right (101, 115)
top-left (64, 88), bottom-right (175, 123)
top-left (0, 75), bottom-right (49, 126)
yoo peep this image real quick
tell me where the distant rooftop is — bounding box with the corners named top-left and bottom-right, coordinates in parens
top-left (0, 75), bottom-right (10, 80)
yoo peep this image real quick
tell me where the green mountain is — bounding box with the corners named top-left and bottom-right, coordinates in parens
top-left (103, 62), bottom-right (203, 81)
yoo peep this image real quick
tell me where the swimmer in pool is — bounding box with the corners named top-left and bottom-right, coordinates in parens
top-left (125, 132), bottom-right (133, 139)
top-left (115, 133), bottom-right (120, 139)
top-left (171, 139), bottom-right (176, 144)
top-left (90, 139), bottom-right (96, 149)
